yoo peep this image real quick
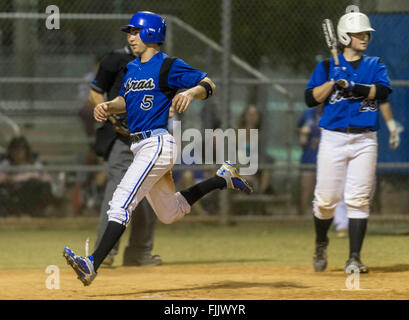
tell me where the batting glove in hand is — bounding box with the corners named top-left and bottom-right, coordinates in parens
top-left (387, 120), bottom-right (401, 150)
top-left (389, 131), bottom-right (400, 150)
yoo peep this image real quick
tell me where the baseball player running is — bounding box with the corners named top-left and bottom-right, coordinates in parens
top-left (63, 11), bottom-right (253, 286)
top-left (90, 42), bottom-right (161, 267)
top-left (305, 8), bottom-right (393, 273)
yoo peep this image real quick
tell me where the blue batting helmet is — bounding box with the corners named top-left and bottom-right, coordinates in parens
top-left (120, 11), bottom-right (166, 44)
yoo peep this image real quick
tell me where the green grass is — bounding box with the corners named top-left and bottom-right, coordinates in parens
top-left (1, 221), bottom-right (409, 270)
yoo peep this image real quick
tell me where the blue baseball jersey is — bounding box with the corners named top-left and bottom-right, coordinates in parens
top-left (297, 108), bottom-right (322, 164)
top-left (119, 52), bottom-right (207, 133)
top-left (306, 53), bottom-right (391, 131)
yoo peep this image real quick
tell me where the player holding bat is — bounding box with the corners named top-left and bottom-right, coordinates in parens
top-left (304, 6), bottom-right (393, 273)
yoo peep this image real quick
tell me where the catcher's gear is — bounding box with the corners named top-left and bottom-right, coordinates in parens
top-left (108, 114), bottom-right (129, 136)
top-left (337, 10), bottom-right (375, 46)
top-left (120, 11), bottom-right (166, 44)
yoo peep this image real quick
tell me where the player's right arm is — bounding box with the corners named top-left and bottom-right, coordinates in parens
top-left (94, 96), bottom-right (126, 122)
top-left (305, 61), bottom-right (334, 107)
top-left (311, 81), bottom-right (335, 104)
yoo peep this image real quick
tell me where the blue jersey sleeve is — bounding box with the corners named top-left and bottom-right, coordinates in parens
top-left (374, 59), bottom-right (392, 90)
top-left (168, 58), bottom-right (207, 90)
top-left (306, 61), bottom-right (328, 90)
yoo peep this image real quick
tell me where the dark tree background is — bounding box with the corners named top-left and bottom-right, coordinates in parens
top-left (33, 0), bottom-right (351, 73)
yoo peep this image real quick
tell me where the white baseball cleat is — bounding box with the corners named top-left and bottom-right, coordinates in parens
top-left (216, 161), bottom-right (253, 194)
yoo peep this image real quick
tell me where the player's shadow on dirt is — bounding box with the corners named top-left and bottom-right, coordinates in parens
top-left (100, 259), bottom-right (271, 270)
top-left (162, 258), bottom-right (271, 265)
top-left (89, 281), bottom-right (310, 298)
top-left (369, 264), bottom-right (409, 273)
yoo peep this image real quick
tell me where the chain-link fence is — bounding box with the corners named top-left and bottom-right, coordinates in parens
top-left (0, 0), bottom-right (408, 219)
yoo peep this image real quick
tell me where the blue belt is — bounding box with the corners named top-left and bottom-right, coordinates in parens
top-left (332, 127), bottom-right (375, 134)
top-left (130, 128), bottom-right (168, 143)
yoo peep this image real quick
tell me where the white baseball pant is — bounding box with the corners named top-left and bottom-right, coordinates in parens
top-left (313, 129), bottom-right (377, 220)
top-left (107, 133), bottom-right (191, 226)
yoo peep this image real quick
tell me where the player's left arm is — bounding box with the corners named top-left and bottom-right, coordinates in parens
top-left (172, 77), bottom-right (216, 114)
top-left (358, 84), bottom-right (387, 100)
top-left (339, 83), bottom-right (389, 100)
top-left (338, 59), bottom-right (392, 100)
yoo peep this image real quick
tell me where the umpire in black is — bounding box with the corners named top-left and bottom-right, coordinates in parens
top-left (89, 43), bottom-right (161, 267)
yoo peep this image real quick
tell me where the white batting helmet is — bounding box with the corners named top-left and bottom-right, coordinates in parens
top-left (337, 12), bottom-right (375, 46)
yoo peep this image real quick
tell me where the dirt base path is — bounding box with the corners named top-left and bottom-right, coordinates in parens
top-left (1, 264), bottom-right (409, 300)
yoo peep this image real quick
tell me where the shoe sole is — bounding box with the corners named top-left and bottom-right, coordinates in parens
top-left (313, 260), bottom-right (327, 272)
top-left (313, 265), bottom-right (327, 272)
top-left (63, 250), bottom-right (90, 286)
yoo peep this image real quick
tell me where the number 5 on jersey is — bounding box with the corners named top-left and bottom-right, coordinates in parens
top-left (141, 95), bottom-right (154, 110)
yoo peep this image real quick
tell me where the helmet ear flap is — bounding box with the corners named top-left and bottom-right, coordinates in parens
top-left (139, 28), bottom-right (161, 43)
top-left (339, 32), bottom-right (351, 46)
top-left (138, 28), bottom-right (149, 42)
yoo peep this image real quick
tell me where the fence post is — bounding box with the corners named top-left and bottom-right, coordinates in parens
top-left (286, 96), bottom-right (296, 215)
top-left (165, 16), bottom-right (173, 56)
top-left (219, 0), bottom-right (232, 224)
top-left (14, 0), bottom-right (37, 102)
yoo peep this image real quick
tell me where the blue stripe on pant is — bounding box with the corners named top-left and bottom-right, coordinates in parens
top-left (120, 136), bottom-right (163, 225)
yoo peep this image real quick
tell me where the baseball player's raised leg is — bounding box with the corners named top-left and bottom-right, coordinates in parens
top-left (313, 130), bottom-right (347, 271)
top-left (91, 135), bottom-right (202, 270)
top-left (145, 170), bottom-right (190, 224)
top-left (344, 132), bottom-right (377, 273)
top-left (64, 137), bottom-right (253, 283)
top-left (145, 160), bottom-right (253, 224)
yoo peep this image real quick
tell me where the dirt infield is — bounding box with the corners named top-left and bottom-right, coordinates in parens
top-left (2, 264), bottom-right (409, 300)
